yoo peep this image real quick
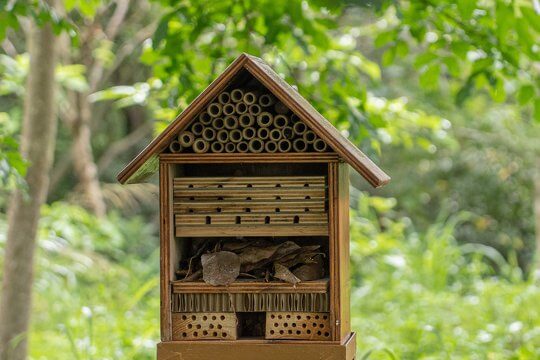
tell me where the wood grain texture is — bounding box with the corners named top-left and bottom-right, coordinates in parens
top-left (171, 279), bottom-right (329, 294)
top-left (265, 312), bottom-right (331, 340)
top-left (337, 163), bottom-right (351, 340)
top-left (159, 152), bottom-right (339, 164)
top-left (172, 313), bottom-right (237, 341)
top-left (157, 332), bottom-right (357, 360)
top-left (175, 224), bottom-right (328, 237)
top-left (159, 162), bottom-right (172, 341)
top-left (117, 53), bottom-right (389, 188)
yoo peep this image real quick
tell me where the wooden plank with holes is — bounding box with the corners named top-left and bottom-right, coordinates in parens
top-left (173, 187), bottom-right (325, 198)
top-left (175, 212), bottom-right (327, 225)
top-left (173, 199), bottom-right (325, 214)
top-left (175, 224), bottom-right (328, 237)
top-left (265, 312), bottom-right (331, 340)
top-left (172, 313), bottom-right (237, 341)
top-left (174, 176), bottom-right (326, 188)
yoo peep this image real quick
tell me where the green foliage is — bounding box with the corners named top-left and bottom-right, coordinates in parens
top-left (376, 0), bottom-right (540, 120)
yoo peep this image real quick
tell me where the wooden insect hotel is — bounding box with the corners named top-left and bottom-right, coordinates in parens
top-left (118, 54), bottom-right (390, 360)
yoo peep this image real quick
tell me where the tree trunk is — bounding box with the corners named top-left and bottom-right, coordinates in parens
top-left (0, 11), bottom-right (58, 360)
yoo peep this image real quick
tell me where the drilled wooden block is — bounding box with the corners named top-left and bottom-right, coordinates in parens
top-left (172, 313), bottom-right (237, 341)
top-left (265, 312), bottom-right (331, 340)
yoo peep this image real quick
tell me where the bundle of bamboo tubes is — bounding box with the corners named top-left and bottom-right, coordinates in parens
top-left (168, 88), bottom-right (329, 154)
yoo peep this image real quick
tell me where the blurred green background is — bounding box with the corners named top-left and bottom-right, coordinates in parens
top-left (1, 0), bottom-right (539, 359)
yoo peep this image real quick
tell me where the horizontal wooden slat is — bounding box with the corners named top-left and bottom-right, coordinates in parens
top-left (175, 213), bottom-right (327, 225)
top-left (175, 224), bottom-right (328, 237)
top-left (158, 152), bottom-right (340, 164)
top-left (173, 199), bottom-right (325, 214)
top-left (174, 176), bottom-right (325, 189)
top-left (174, 187), bottom-right (324, 198)
top-left (171, 279), bottom-right (329, 294)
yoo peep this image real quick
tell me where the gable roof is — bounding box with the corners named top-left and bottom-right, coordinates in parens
top-left (117, 53), bottom-right (390, 188)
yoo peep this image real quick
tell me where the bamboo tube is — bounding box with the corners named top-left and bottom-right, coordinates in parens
top-left (290, 113), bottom-right (300, 123)
top-left (218, 91), bottom-right (231, 104)
top-left (212, 117), bottom-right (225, 130)
top-left (211, 141), bottom-right (224, 153)
top-left (222, 103), bottom-right (236, 116)
top-left (269, 128), bottom-right (282, 141)
top-left (178, 131), bottom-right (195, 147)
top-left (249, 104), bottom-right (262, 116)
top-left (235, 102), bottom-right (248, 115)
top-left (293, 121), bottom-right (307, 135)
top-left (248, 138), bottom-right (264, 153)
top-left (229, 129), bottom-right (242, 143)
top-left (216, 129), bottom-right (229, 143)
top-left (202, 127), bottom-right (216, 141)
top-left (239, 113), bottom-right (255, 127)
top-left (278, 139), bottom-right (292, 152)
top-left (274, 101), bottom-right (289, 115)
top-left (313, 138), bottom-right (328, 152)
top-left (257, 127), bottom-right (269, 140)
top-left (303, 130), bottom-right (316, 144)
top-left (265, 141), bottom-right (278, 153)
top-left (198, 111), bottom-right (212, 124)
top-left (274, 114), bottom-right (288, 129)
top-left (293, 138), bottom-right (308, 152)
top-left (231, 89), bottom-right (244, 103)
top-left (242, 127), bottom-right (256, 140)
top-left (224, 115), bottom-right (239, 130)
top-left (243, 91), bottom-right (260, 105)
top-left (207, 103), bottom-right (223, 118)
top-left (169, 140), bottom-right (183, 153)
top-left (259, 94), bottom-right (275, 107)
top-left (257, 112), bottom-right (273, 128)
top-left (236, 141), bottom-right (249, 153)
top-left (192, 139), bottom-right (209, 153)
top-left (191, 122), bottom-right (204, 136)
top-left (282, 126), bottom-right (294, 139)
top-left (225, 142), bottom-right (236, 153)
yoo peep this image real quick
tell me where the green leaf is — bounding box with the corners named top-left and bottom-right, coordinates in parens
top-left (534, 98), bottom-right (540, 122)
top-left (517, 84), bottom-right (535, 105)
top-left (382, 47), bottom-right (396, 66)
top-left (457, 0), bottom-right (476, 20)
top-left (419, 63), bottom-right (440, 90)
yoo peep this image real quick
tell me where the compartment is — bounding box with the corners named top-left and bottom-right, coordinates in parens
top-left (172, 312), bottom-right (237, 340)
top-left (265, 312), bottom-right (331, 340)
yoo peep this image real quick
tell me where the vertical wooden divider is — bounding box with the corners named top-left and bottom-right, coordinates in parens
top-left (159, 162), bottom-right (173, 341)
top-left (328, 162), bottom-right (338, 342)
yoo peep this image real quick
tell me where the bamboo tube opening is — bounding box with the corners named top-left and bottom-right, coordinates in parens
top-left (199, 111), bottom-right (213, 124)
top-left (224, 142), bottom-right (236, 153)
top-left (269, 128), bottom-right (282, 141)
top-left (236, 141), bottom-right (249, 153)
top-left (211, 141), bottom-right (224, 153)
top-left (224, 115), bottom-right (239, 130)
top-left (239, 114), bottom-right (255, 127)
top-left (242, 127), bottom-right (256, 140)
top-left (293, 138), bottom-right (308, 152)
top-left (274, 101), bottom-right (289, 115)
top-left (229, 129), bottom-right (242, 143)
top-left (248, 138), bottom-right (264, 153)
top-left (216, 129), bottom-right (229, 143)
top-left (212, 117), bottom-right (225, 130)
top-left (290, 114), bottom-right (300, 123)
top-left (235, 102), bottom-right (248, 114)
top-left (193, 139), bottom-right (209, 153)
top-left (259, 94), bottom-right (275, 107)
top-left (265, 141), bottom-right (278, 153)
top-left (282, 126), bottom-right (294, 139)
top-left (202, 127), bottom-right (216, 141)
top-left (257, 127), bottom-right (269, 140)
top-left (257, 112), bottom-right (273, 128)
top-left (178, 131), bottom-right (195, 147)
top-left (293, 122), bottom-right (307, 135)
top-left (191, 122), bottom-right (204, 136)
top-left (222, 103), bottom-right (236, 116)
top-left (303, 130), bottom-right (316, 143)
top-left (207, 103), bottom-right (223, 118)
top-left (230, 89), bottom-right (244, 103)
top-left (218, 91), bottom-right (231, 104)
top-left (243, 91), bottom-right (258, 105)
top-left (169, 140), bottom-right (183, 153)
top-left (278, 139), bottom-right (292, 152)
top-left (313, 138), bottom-right (328, 152)
top-left (249, 104), bottom-right (262, 116)
top-left (274, 115), bottom-right (289, 129)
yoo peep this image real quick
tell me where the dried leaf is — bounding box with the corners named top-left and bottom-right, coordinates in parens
top-left (292, 261), bottom-right (324, 281)
top-left (274, 263), bottom-right (301, 284)
top-left (201, 251), bottom-right (240, 286)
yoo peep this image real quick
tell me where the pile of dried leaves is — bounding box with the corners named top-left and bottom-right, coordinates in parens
top-left (176, 239), bottom-right (326, 286)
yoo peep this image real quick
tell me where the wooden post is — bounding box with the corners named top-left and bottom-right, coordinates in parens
top-left (159, 162), bottom-right (173, 341)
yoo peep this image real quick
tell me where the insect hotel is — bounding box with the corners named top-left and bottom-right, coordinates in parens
top-left (118, 54), bottom-right (389, 359)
